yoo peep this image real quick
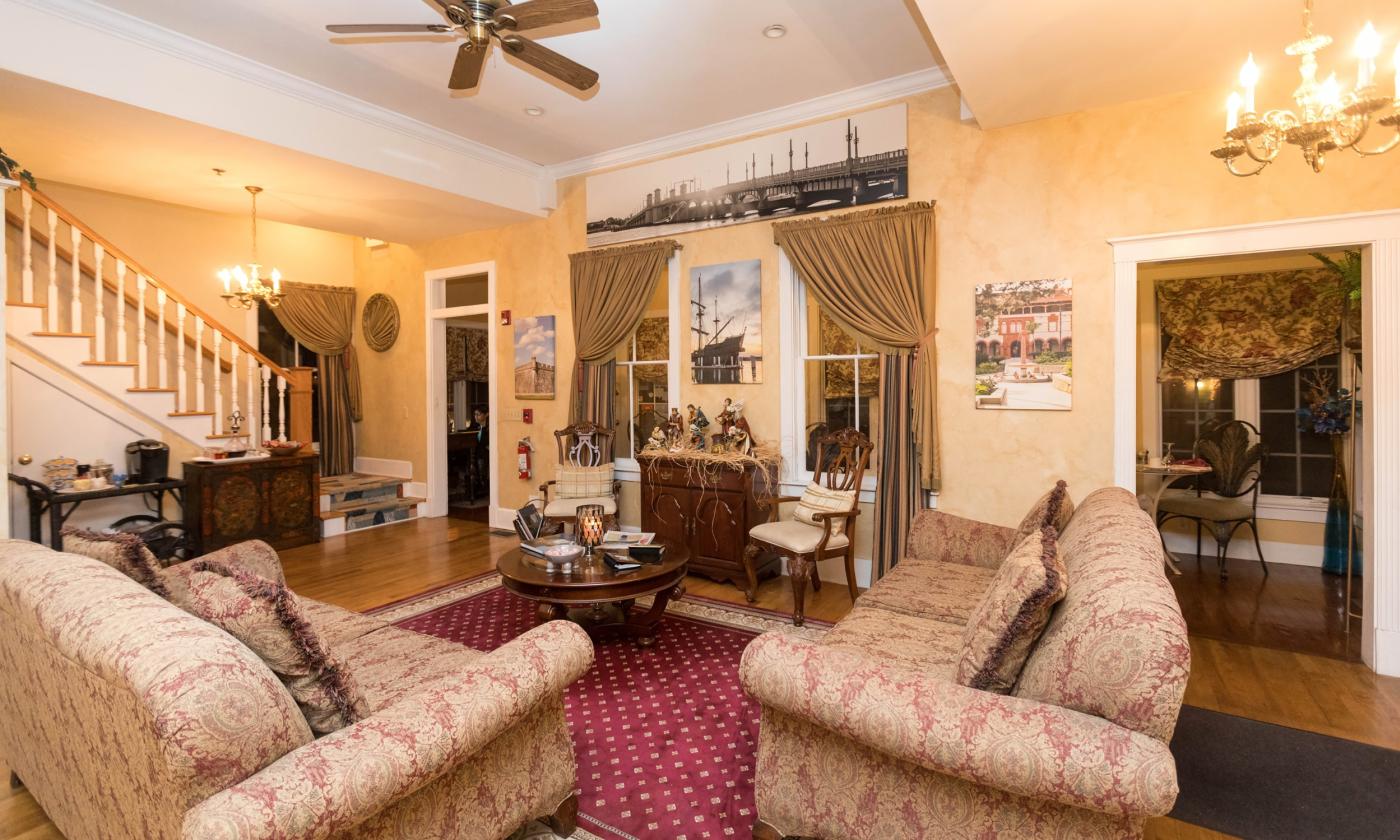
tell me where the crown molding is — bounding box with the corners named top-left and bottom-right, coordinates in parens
top-left (546, 65), bottom-right (953, 180)
top-left (12, 0), bottom-right (544, 180)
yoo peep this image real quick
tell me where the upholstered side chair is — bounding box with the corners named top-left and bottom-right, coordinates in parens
top-left (538, 421), bottom-right (622, 528)
top-left (743, 428), bottom-right (872, 627)
top-left (1157, 418), bottom-right (1268, 579)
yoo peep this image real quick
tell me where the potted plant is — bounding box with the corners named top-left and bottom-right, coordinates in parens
top-left (0, 147), bottom-right (36, 188)
top-left (1311, 250), bottom-right (1362, 348)
top-left (1297, 371), bottom-right (1358, 576)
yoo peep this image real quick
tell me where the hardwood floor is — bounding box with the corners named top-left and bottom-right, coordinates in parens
top-left (5, 516), bottom-right (1397, 840)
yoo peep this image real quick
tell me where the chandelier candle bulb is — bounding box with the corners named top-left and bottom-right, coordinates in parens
top-left (1356, 22), bottom-right (1381, 88)
top-left (1227, 92), bottom-right (1242, 131)
top-left (1240, 53), bottom-right (1260, 114)
top-left (1395, 43), bottom-right (1400, 99)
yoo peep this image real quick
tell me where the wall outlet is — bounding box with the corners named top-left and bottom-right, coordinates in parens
top-left (522, 408), bottom-right (533, 424)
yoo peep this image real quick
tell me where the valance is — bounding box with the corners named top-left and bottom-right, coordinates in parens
top-left (1157, 268), bottom-right (1344, 381)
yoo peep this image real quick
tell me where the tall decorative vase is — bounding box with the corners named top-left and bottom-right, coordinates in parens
top-left (1322, 434), bottom-right (1359, 576)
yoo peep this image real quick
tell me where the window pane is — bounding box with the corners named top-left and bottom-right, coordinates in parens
top-left (613, 365), bottom-right (669, 458)
top-left (1261, 455), bottom-right (1296, 496)
top-left (1260, 371), bottom-right (1294, 410)
top-left (807, 301), bottom-right (862, 358)
top-left (633, 316), bottom-right (669, 362)
top-left (1260, 413), bottom-right (1298, 456)
top-left (804, 359), bottom-right (879, 471)
top-left (1299, 456), bottom-right (1333, 498)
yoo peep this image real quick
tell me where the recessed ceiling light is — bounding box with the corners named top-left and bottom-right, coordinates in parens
top-left (523, 106), bottom-right (545, 117)
top-left (762, 24), bottom-right (786, 39)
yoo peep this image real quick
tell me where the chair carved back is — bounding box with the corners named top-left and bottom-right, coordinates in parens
top-left (1194, 419), bottom-right (1266, 499)
top-left (554, 421), bottom-right (614, 468)
top-left (811, 428), bottom-right (873, 493)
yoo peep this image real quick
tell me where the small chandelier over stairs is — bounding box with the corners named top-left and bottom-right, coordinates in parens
top-left (1211, 0), bottom-right (1400, 176)
top-left (218, 186), bottom-right (284, 309)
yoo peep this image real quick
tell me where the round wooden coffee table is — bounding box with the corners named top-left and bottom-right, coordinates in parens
top-left (497, 540), bottom-right (689, 646)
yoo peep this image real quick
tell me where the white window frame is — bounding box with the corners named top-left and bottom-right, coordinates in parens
top-left (778, 250), bottom-right (877, 501)
top-left (615, 254), bottom-right (681, 479)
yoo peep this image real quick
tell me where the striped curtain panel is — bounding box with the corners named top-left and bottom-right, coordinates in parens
top-left (575, 359), bottom-right (617, 434)
top-left (876, 353), bottom-right (920, 576)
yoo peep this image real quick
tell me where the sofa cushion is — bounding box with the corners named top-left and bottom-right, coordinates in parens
top-left (822, 606), bottom-right (963, 676)
top-left (955, 527), bottom-right (1067, 693)
top-left (340, 624), bottom-right (486, 711)
top-left (60, 528), bottom-right (168, 596)
top-left (750, 520), bottom-right (850, 554)
top-left (301, 598), bottom-right (390, 647)
top-left (903, 510), bottom-right (1019, 569)
top-left (556, 463), bottom-right (614, 499)
top-left (856, 560), bottom-right (997, 624)
top-left (170, 560), bottom-right (370, 735)
top-left (791, 481), bottom-right (857, 536)
top-left (1015, 480), bottom-right (1075, 540)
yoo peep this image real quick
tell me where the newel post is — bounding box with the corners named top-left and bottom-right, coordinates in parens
top-left (285, 366), bottom-right (315, 451)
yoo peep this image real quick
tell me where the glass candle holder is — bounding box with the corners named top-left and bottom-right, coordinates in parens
top-left (577, 504), bottom-right (606, 556)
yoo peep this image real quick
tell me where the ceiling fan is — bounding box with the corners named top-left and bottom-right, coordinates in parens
top-left (326, 0), bottom-right (599, 92)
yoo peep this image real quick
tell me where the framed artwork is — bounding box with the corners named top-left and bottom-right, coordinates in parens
top-left (513, 315), bottom-right (556, 400)
top-left (974, 279), bottom-right (1073, 410)
top-left (586, 103), bottom-right (908, 247)
top-left (690, 259), bottom-right (763, 384)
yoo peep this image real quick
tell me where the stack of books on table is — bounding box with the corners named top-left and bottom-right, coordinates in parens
top-left (515, 504), bottom-right (572, 558)
top-left (600, 531), bottom-right (665, 566)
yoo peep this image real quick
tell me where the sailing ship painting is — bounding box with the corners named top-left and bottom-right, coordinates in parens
top-left (586, 103), bottom-right (908, 247)
top-left (690, 260), bottom-right (763, 385)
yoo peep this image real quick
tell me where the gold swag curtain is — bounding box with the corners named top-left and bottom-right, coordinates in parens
top-left (1157, 268), bottom-right (1344, 381)
top-left (272, 281), bottom-right (361, 476)
top-left (568, 239), bottom-right (681, 428)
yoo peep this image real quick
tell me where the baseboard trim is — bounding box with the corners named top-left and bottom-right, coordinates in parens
top-left (353, 456), bottom-right (413, 480)
top-left (1162, 530), bottom-right (1324, 568)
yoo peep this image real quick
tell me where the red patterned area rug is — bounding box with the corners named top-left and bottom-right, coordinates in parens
top-left (371, 576), bottom-right (828, 840)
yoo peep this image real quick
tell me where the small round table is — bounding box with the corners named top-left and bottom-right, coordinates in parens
top-left (1137, 463), bottom-right (1212, 575)
top-left (497, 540), bottom-right (689, 646)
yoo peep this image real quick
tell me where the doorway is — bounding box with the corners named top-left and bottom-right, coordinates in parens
top-left (424, 263), bottom-right (499, 526)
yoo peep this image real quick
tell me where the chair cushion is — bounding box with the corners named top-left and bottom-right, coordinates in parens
top-left (556, 463), bottom-right (614, 499)
top-left (60, 528), bottom-right (167, 596)
top-left (543, 495), bottom-right (617, 518)
top-left (169, 559), bottom-right (370, 735)
top-left (1157, 492), bottom-right (1253, 522)
top-left (750, 520), bottom-right (850, 554)
top-left (1014, 480), bottom-right (1075, 540)
top-left (955, 527), bottom-right (1067, 694)
top-left (791, 481), bottom-right (857, 536)
top-left (856, 560), bottom-right (998, 624)
top-left (822, 606), bottom-right (963, 677)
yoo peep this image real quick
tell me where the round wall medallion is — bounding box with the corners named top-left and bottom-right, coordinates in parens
top-left (362, 293), bottom-right (400, 352)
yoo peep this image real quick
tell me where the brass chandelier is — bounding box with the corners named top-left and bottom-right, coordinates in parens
top-left (1212, 0), bottom-right (1399, 176)
top-left (218, 185), bottom-right (284, 309)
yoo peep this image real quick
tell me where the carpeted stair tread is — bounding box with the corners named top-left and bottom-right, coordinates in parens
top-left (324, 495), bottom-right (425, 518)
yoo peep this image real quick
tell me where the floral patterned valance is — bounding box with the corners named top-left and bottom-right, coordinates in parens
top-left (1157, 268), bottom-right (1344, 381)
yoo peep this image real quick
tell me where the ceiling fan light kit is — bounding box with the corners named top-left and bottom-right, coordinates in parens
top-left (327, 0), bottom-right (600, 93)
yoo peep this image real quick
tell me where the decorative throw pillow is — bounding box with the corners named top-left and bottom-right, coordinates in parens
top-left (791, 481), bottom-right (857, 536)
top-left (170, 560), bottom-right (369, 735)
top-left (955, 526), bottom-right (1067, 693)
top-left (60, 528), bottom-right (168, 597)
top-left (556, 463), bottom-right (614, 499)
top-left (1014, 479), bottom-right (1075, 540)
top-left (159, 540), bottom-right (287, 604)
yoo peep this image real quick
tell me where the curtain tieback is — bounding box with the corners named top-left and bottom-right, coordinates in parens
top-left (913, 327), bottom-right (938, 361)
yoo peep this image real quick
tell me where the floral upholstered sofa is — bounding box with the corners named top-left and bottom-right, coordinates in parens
top-left (0, 538), bottom-right (593, 840)
top-left (740, 486), bottom-right (1191, 840)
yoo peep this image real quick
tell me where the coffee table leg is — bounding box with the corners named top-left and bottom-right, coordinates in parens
top-left (536, 601), bottom-right (568, 624)
top-left (631, 580), bottom-right (684, 647)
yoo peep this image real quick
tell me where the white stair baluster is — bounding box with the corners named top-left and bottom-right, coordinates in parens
top-left (20, 190), bottom-right (33, 303)
top-left (45, 209), bottom-right (57, 331)
top-left (229, 342), bottom-right (240, 432)
top-left (155, 287), bottom-right (167, 389)
top-left (213, 330), bottom-right (223, 432)
top-left (276, 374), bottom-right (287, 442)
top-left (69, 225), bottom-right (82, 333)
top-left (194, 317), bottom-right (206, 413)
top-left (176, 303), bottom-right (187, 412)
top-left (261, 366), bottom-right (273, 443)
top-left (247, 351), bottom-right (257, 445)
top-left (135, 274), bottom-right (147, 387)
top-left (93, 245), bottom-right (105, 362)
top-left (115, 261), bottom-right (127, 363)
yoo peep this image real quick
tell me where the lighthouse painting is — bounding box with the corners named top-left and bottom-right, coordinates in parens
top-left (690, 259), bottom-right (763, 385)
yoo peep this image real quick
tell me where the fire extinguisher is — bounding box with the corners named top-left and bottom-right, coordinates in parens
top-left (517, 436), bottom-right (534, 480)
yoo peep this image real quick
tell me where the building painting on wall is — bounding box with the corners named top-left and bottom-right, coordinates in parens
top-left (513, 315), bottom-right (556, 400)
top-left (585, 103), bottom-right (908, 247)
top-left (690, 259), bottom-right (763, 384)
top-left (974, 279), bottom-right (1073, 410)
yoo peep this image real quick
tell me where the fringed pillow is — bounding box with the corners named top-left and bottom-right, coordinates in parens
top-left (792, 482), bottom-right (857, 536)
top-left (170, 560), bottom-right (369, 735)
top-left (955, 526), bottom-right (1067, 694)
top-left (159, 540), bottom-right (286, 604)
top-left (60, 528), bottom-right (168, 597)
top-left (1014, 479), bottom-right (1075, 540)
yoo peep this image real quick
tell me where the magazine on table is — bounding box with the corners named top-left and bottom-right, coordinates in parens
top-left (600, 530), bottom-right (654, 550)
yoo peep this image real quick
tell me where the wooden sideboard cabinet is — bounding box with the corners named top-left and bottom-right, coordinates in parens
top-left (638, 454), bottom-right (780, 599)
top-left (183, 453), bottom-right (321, 556)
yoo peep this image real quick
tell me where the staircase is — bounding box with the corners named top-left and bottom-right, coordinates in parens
top-left (5, 184), bottom-right (312, 451)
top-left (319, 474), bottom-right (426, 537)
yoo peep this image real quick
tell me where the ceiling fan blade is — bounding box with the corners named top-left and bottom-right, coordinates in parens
top-left (499, 34), bottom-right (598, 90)
top-left (449, 43), bottom-right (488, 90)
top-left (493, 0), bottom-right (598, 32)
top-left (327, 24), bottom-right (452, 34)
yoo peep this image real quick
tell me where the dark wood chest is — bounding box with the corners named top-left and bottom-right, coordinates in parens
top-left (182, 453), bottom-right (321, 556)
top-left (638, 455), bottom-right (779, 595)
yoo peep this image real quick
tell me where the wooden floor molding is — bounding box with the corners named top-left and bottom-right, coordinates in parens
top-left (3, 516), bottom-right (1397, 839)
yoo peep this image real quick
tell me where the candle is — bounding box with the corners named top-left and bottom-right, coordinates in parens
top-left (271, 268), bottom-right (282, 294)
top-left (1394, 42), bottom-right (1400, 100)
top-left (1356, 22), bottom-right (1381, 88)
top-left (1239, 54), bottom-right (1260, 114)
top-left (1226, 92), bottom-right (1242, 131)
top-left (576, 503), bottom-right (605, 556)
top-left (218, 269), bottom-right (231, 294)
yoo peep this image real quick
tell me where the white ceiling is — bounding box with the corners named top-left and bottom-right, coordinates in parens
top-left (89, 0), bottom-right (940, 166)
top-left (0, 70), bottom-right (531, 243)
top-left (915, 0), bottom-right (1400, 128)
